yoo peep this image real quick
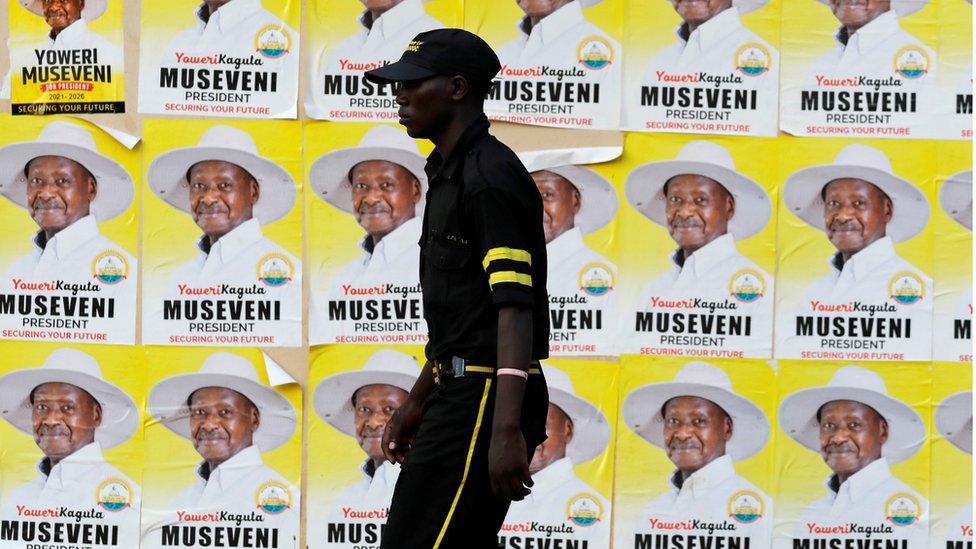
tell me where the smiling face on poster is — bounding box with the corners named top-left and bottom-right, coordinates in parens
top-left (0, 117), bottom-right (138, 344)
top-left (142, 119), bottom-right (303, 347)
top-left (466, 0), bottom-right (624, 130)
top-left (775, 139), bottom-right (935, 362)
top-left (137, 0), bottom-right (300, 118)
top-left (622, 0), bottom-right (782, 136)
top-left (0, 343), bottom-right (144, 549)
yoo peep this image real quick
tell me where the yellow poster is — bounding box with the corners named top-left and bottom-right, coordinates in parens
top-left (774, 137), bottom-right (935, 362)
top-left (775, 361), bottom-right (931, 548)
top-left (933, 141), bottom-right (972, 363)
top-left (0, 341), bottom-right (145, 549)
top-left (6, 0), bottom-right (126, 114)
top-left (0, 115), bottom-right (138, 344)
top-left (141, 119), bottom-right (303, 347)
top-left (613, 357), bottom-right (776, 549)
top-left (140, 347), bottom-right (302, 549)
top-left (931, 362), bottom-right (972, 548)
top-left (936, 0), bottom-right (973, 139)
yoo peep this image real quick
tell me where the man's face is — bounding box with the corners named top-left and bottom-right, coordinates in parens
top-left (189, 387), bottom-right (259, 468)
top-left (42, 0), bottom-right (84, 34)
top-left (516, 0), bottom-right (573, 20)
top-left (352, 383), bottom-right (409, 464)
top-left (664, 174), bottom-right (734, 257)
top-left (663, 396), bottom-right (732, 478)
top-left (26, 156), bottom-right (96, 238)
top-left (830, 0), bottom-right (891, 32)
top-left (31, 382), bottom-right (101, 462)
top-left (350, 160), bottom-right (421, 244)
top-left (396, 76), bottom-right (456, 140)
top-left (670, 0), bottom-right (733, 27)
top-left (822, 178), bottom-right (892, 260)
top-left (818, 400), bottom-right (888, 482)
top-left (533, 170), bottom-right (580, 244)
top-left (188, 160), bottom-right (259, 243)
top-left (529, 403), bottom-right (574, 474)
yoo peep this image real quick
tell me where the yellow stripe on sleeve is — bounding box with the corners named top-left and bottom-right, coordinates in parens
top-left (482, 247), bottom-right (532, 270)
top-left (488, 271), bottom-right (532, 288)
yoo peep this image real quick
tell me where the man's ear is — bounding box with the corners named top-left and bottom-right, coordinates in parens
top-left (449, 75), bottom-right (470, 102)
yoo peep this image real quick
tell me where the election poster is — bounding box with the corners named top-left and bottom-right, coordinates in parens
top-left (140, 347), bottom-right (302, 549)
top-left (935, 0), bottom-right (973, 140)
top-left (303, 0), bottom-right (460, 121)
top-left (774, 361), bottom-right (931, 549)
top-left (5, 0), bottom-right (126, 115)
top-left (616, 132), bottom-right (778, 359)
top-left (612, 357), bottom-right (776, 549)
top-left (138, 0), bottom-right (300, 118)
top-left (0, 341), bottom-right (145, 549)
top-left (306, 121), bottom-right (430, 347)
top-left (622, 0), bottom-right (782, 137)
top-left (466, 0), bottom-right (624, 130)
top-left (306, 344), bottom-right (425, 549)
top-left (931, 361), bottom-right (973, 549)
top-left (779, 0), bottom-right (942, 139)
top-left (141, 119), bottom-right (303, 347)
top-left (0, 115), bottom-right (139, 345)
top-left (932, 141), bottom-right (972, 363)
top-left (774, 137), bottom-right (935, 362)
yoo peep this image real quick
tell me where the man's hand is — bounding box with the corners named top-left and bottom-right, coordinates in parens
top-left (382, 397), bottom-right (423, 464)
top-left (488, 423), bottom-right (533, 501)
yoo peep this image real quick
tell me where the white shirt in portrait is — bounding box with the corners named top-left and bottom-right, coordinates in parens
top-left (307, 460), bottom-right (401, 549)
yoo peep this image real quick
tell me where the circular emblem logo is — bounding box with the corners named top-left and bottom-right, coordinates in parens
top-left (728, 269), bottom-right (765, 303)
top-left (577, 37), bottom-right (613, 70)
top-left (96, 479), bottom-right (132, 512)
top-left (888, 272), bottom-right (924, 305)
top-left (727, 490), bottom-right (764, 524)
top-left (255, 25), bottom-right (291, 59)
top-left (256, 481), bottom-right (292, 515)
top-left (566, 493), bottom-right (603, 527)
top-left (579, 262), bottom-right (615, 297)
top-left (735, 43), bottom-right (771, 77)
top-left (92, 251), bottom-right (128, 285)
top-left (893, 46), bottom-right (930, 79)
top-left (257, 254), bottom-right (293, 287)
top-left (885, 493), bottom-right (921, 526)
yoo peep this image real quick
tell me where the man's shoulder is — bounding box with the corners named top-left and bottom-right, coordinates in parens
top-left (464, 135), bottom-right (532, 194)
top-left (253, 237), bottom-right (301, 266)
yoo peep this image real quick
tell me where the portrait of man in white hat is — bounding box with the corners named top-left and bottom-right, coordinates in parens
top-left (0, 348), bottom-right (141, 548)
top-left (144, 124), bottom-right (302, 346)
top-left (624, 140), bottom-right (774, 356)
top-left (501, 364), bottom-right (611, 546)
top-left (307, 349), bottom-right (420, 549)
top-left (779, 365), bottom-right (928, 547)
top-left (305, 0), bottom-right (445, 120)
top-left (935, 390), bottom-right (972, 548)
top-left (618, 362), bottom-right (773, 549)
top-left (142, 352), bottom-right (299, 549)
top-left (778, 143), bottom-right (932, 360)
top-left (0, 120), bottom-right (137, 342)
top-left (935, 169), bottom-right (972, 362)
top-left (308, 125), bottom-right (426, 345)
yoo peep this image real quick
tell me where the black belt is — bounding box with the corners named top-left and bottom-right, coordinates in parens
top-left (432, 357), bottom-right (542, 384)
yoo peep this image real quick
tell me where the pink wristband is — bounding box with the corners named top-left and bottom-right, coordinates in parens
top-left (496, 368), bottom-right (529, 380)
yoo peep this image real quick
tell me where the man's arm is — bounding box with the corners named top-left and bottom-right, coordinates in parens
top-left (382, 360), bottom-right (436, 464)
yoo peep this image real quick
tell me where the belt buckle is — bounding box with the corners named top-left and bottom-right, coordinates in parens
top-left (451, 356), bottom-right (465, 378)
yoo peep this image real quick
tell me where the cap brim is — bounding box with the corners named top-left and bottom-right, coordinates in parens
top-left (365, 61), bottom-right (439, 84)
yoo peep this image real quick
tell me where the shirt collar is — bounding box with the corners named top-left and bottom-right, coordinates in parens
top-left (829, 236), bottom-right (896, 281)
top-left (359, 0), bottom-right (426, 38)
top-left (360, 216), bottom-right (421, 262)
top-left (37, 442), bottom-right (105, 484)
top-left (675, 7), bottom-right (742, 51)
top-left (195, 0), bottom-right (263, 32)
top-left (671, 233), bottom-right (739, 277)
top-left (825, 457), bottom-right (892, 501)
top-left (49, 18), bottom-right (89, 45)
top-left (197, 218), bottom-right (264, 262)
top-left (668, 454), bottom-right (736, 497)
top-left (516, 1), bottom-right (585, 45)
top-left (835, 10), bottom-right (899, 52)
top-left (33, 215), bottom-right (101, 260)
top-left (546, 226), bottom-right (586, 264)
top-left (425, 115), bottom-right (491, 183)
top-left (196, 444), bottom-right (263, 487)
top-left (529, 456), bottom-right (575, 497)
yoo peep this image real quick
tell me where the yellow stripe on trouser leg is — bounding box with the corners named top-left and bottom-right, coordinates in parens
top-left (432, 378), bottom-right (493, 548)
top-left (488, 271), bottom-right (532, 288)
top-left (482, 247), bottom-right (532, 270)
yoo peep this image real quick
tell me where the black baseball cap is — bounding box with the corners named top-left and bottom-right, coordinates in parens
top-left (364, 28), bottom-right (500, 86)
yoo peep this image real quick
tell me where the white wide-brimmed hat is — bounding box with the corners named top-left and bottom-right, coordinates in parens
top-left (20, 0), bottom-right (107, 21)
top-left (542, 364), bottom-right (610, 464)
top-left (936, 391), bottom-right (972, 455)
top-left (665, 0), bottom-right (768, 15)
top-left (0, 348), bottom-right (138, 449)
top-left (148, 352), bottom-right (297, 453)
top-left (940, 170), bottom-right (972, 231)
top-left (625, 140), bottom-right (772, 241)
top-left (0, 121), bottom-right (134, 222)
top-left (148, 125), bottom-right (297, 225)
top-left (623, 362), bottom-right (770, 462)
top-left (309, 126), bottom-right (427, 216)
top-left (783, 144), bottom-right (929, 244)
top-left (815, 0), bottom-right (928, 18)
top-left (779, 365), bottom-right (925, 464)
top-left (312, 349), bottom-right (420, 439)
top-left (529, 164), bottom-right (618, 235)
